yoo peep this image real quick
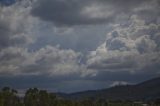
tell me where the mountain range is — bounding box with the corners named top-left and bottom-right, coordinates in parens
top-left (57, 77), bottom-right (160, 101)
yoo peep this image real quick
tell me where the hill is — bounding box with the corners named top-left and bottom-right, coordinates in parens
top-left (57, 77), bottom-right (160, 101)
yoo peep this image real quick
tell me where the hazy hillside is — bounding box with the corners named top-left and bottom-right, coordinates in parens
top-left (57, 77), bottom-right (160, 101)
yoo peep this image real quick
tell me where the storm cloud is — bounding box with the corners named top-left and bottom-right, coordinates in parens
top-left (30, 0), bottom-right (157, 26)
top-left (0, 0), bottom-right (160, 92)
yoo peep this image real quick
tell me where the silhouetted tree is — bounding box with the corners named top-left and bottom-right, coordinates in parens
top-left (49, 93), bottom-right (57, 106)
top-left (24, 88), bottom-right (39, 106)
top-left (0, 87), bottom-right (22, 106)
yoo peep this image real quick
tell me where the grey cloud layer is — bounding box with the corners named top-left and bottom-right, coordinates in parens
top-left (31, 0), bottom-right (154, 26)
top-left (0, 0), bottom-right (160, 92)
top-left (0, 2), bottom-right (33, 50)
top-left (0, 1), bottom-right (96, 77)
top-left (0, 44), bottom-right (95, 77)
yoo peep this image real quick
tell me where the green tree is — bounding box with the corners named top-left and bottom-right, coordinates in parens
top-left (24, 88), bottom-right (39, 106)
top-left (49, 93), bottom-right (57, 106)
top-left (38, 90), bottom-right (50, 106)
top-left (0, 87), bottom-right (21, 106)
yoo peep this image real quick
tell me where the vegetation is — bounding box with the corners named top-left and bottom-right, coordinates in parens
top-left (0, 87), bottom-right (160, 106)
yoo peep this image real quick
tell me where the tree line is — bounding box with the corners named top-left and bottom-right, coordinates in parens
top-left (0, 87), bottom-right (160, 106)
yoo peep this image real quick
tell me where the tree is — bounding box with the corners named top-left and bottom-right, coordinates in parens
top-left (154, 98), bottom-right (160, 106)
top-left (24, 88), bottom-right (39, 106)
top-left (49, 93), bottom-right (57, 106)
top-left (38, 90), bottom-right (50, 106)
top-left (0, 87), bottom-right (21, 106)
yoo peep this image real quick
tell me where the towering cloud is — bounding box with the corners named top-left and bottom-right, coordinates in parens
top-left (87, 15), bottom-right (160, 76)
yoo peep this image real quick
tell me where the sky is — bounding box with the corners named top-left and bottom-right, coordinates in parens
top-left (0, 0), bottom-right (160, 93)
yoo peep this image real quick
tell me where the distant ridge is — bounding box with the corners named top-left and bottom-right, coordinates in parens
top-left (57, 76), bottom-right (160, 101)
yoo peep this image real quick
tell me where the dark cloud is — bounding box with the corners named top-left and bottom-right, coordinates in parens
top-left (0, 75), bottom-right (110, 92)
top-left (88, 60), bottom-right (135, 70)
top-left (31, 0), bottom-right (152, 26)
top-left (0, 21), bottom-right (11, 49)
top-left (31, 0), bottom-right (92, 26)
top-left (0, 0), bottom-right (16, 6)
top-left (0, 0), bottom-right (160, 92)
top-left (0, 68), bottom-right (157, 93)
